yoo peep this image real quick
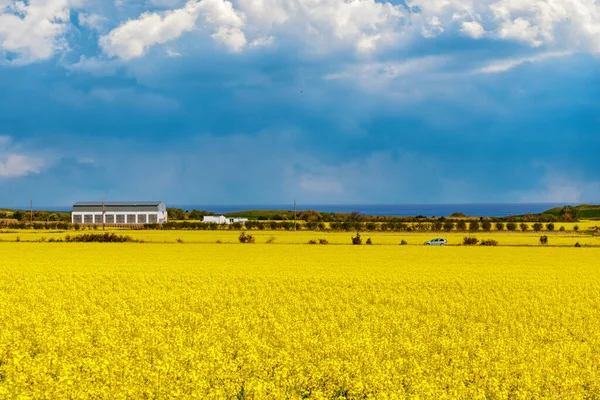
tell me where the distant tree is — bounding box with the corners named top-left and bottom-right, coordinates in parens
top-left (231, 222), bottom-right (243, 230)
top-left (443, 221), bottom-right (455, 232)
top-left (456, 220), bottom-right (467, 232)
top-left (520, 223), bottom-right (529, 232)
top-left (506, 222), bottom-right (517, 231)
top-left (351, 232), bottom-right (362, 245)
top-left (167, 208), bottom-right (185, 220)
top-left (495, 222), bottom-right (505, 231)
top-left (13, 210), bottom-right (25, 221)
top-left (559, 206), bottom-right (580, 221)
top-left (451, 212), bottom-right (466, 218)
top-left (532, 223), bottom-right (543, 232)
top-left (189, 210), bottom-right (214, 220)
top-left (546, 223), bottom-right (555, 232)
top-left (482, 221), bottom-right (492, 232)
top-left (366, 222), bottom-right (377, 231)
top-left (432, 220), bottom-right (443, 232)
top-left (347, 212), bottom-right (364, 222)
top-left (299, 210), bottom-right (323, 222)
top-left (574, 225), bottom-right (580, 232)
top-left (469, 221), bottom-right (480, 232)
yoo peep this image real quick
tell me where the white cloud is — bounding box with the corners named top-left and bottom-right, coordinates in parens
top-left (0, 136), bottom-right (45, 178)
top-left (166, 49), bottom-right (182, 57)
top-left (96, 0), bottom-right (600, 61)
top-left (421, 16), bottom-right (444, 38)
top-left (498, 17), bottom-right (543, 47)
top-left (460, 20), bottom-right (485, 38)
top-left (0, 0), bottom-right (71, 63)
top-left (99, 2), bottom-right (201, 60)
top-left (100, 0), bottom-right (407, 59)
top-left (474, 50), bottom-right (572, 73)
top-left (99, 0), bottom-right (246, 59)
top-left (515, 167), bottom-right (600, 203)
top-left (249, 36), bottom-right (273, 48)
top-left (237, 0), bottom-right (407, 54)
top-left (78, 12), bottom-right (107, 31)
top-left (68, 55), bottom-right (122, 76)
top-left (323, 56), bottom-right (449, 98)
top-left (409, 0), bottom-right (600, 51)
top-left (0, 154), bottom-right (45, 177)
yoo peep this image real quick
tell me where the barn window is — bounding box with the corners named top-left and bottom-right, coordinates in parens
top-left (127, 214), bottom-right (136, 224)
top-left (116, 214), bottom-right (125, 223)
top-left (105, 214), bottom-right (115, 224)
top-left (94, 215), bottom-right (103, 224)
top-left (73, 215), bottom-right (82, 224)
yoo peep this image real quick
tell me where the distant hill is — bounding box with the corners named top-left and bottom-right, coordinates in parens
top-left (542, 204), bottom-right (600, 219)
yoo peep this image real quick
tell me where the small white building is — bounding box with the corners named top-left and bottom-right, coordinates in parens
top-left (72, 201), bottom-right (167, 225)
top-left (203, 216), bottom-right (248, 225)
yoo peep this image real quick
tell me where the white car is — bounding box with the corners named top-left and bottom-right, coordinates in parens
top-left (424, 238), bottom-right (447, 246)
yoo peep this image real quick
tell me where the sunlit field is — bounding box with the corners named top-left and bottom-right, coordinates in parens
top-left (1, 227), bottom-right (599, 246)
top-left (1, 244), bottom-right (599, 398)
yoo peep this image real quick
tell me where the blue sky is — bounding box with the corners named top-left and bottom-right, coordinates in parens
top-left (0, 0), bottom-right (599, 207)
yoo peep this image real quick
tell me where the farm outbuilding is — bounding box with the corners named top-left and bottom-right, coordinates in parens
top-left (71, 201), bottom-right (167, 225)
top-left (203, 216), bottom-right (248, 225)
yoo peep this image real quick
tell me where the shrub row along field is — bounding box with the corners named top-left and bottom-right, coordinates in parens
top-left (2, 220), bottom-right (600, 233)
top-left (1, 229), bottom-right (599, 246)
top-left (0, 244), bottom-right (599, 398)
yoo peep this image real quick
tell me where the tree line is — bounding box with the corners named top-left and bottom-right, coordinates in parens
top-left (166, 205), bottom-right (581, 223)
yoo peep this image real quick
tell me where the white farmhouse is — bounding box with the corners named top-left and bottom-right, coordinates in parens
top-left (203, 216), bottom-right (249, 225)
top-left (203, 215), bottom-right (228, 224)
top-left (72, 201), bottom-right (168, 225)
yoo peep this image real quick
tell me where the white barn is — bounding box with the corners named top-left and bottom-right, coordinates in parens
top-left (203, 215), bottom-right (248, 225)
top-left (72, 201), bottom-right (168, 225)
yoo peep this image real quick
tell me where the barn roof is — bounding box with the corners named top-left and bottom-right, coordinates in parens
top-left (73, 201), bottom-right (164, 207)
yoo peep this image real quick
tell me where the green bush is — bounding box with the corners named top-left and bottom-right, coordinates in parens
top-left (481, 221), bottom-right (492, 232)
top-left (506, 222), bottom-right (517, 231)
top-left (469, 221), bottom-right (480, 232)
top-left (65, 233), bottom-right (135, 243)
top-left (319, 239), bottom-right (329, 245)
top-left (351, 233), bottom-right (362, 245)
top-left (539, 235), bottom-right (548, 245)
top-left (574, 225), bottom-right (580, 232)
top-left (456, 221), bottom-right (467, 232)
top-left (520, 223), bottom-right (529, 232)
top-left (463, 237), bottom-right (479, 246)
top-left (575, 242), bottom-right (581, 247)
top-left (400, 240), bottom-right (408, 245)
top-left (366, 238), bottom-right (373, 245)
top-left (546, 223), bottom-right (555, 231)
top-left (495, 222), bottom-right (505, 231)
top-left (443, 221), bottom-right (455, 232)
top-left (532, 223), bottom-right (543, 232)
top-left (480, 239), bottom-right (498, 246)
top-left (238, 232), bottom-right (255, 244)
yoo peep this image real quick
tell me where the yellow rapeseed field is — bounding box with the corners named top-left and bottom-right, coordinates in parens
top-left (1, 243), bottom-right (600, 398)
top-left (1, 228), bottom-right (600, 246)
